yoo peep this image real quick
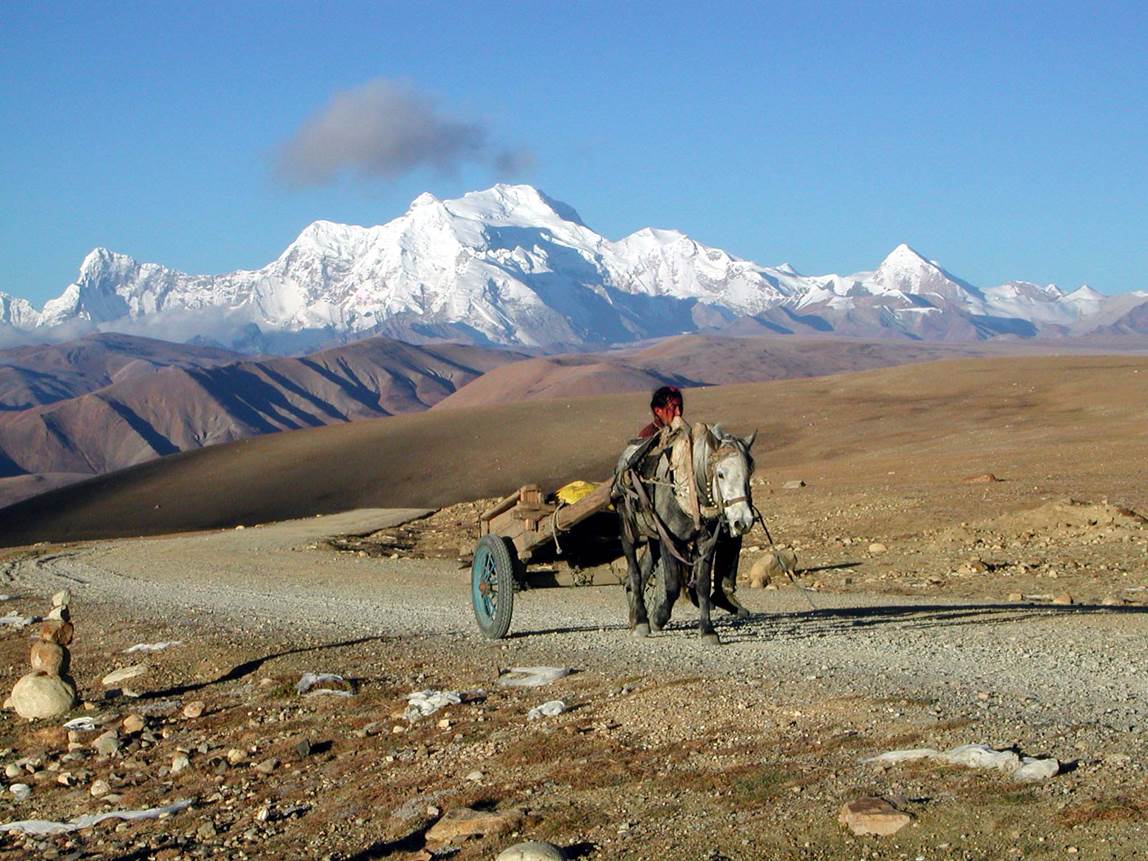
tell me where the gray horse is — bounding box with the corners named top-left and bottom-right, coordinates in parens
top-left (613, 422), bottom-right (756, 644)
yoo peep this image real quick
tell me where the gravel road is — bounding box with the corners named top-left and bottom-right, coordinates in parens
top-left (5, 509), bottom-right (1146, 757)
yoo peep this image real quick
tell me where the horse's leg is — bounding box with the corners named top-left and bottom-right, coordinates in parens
top-left (695, 533), bottom-right (722, 645)
top-left (619, 513), bottom-right (650, 638)
top-left (639, 546), bottom-right (662, 631)
top-left (650, 545), bottom-right (681, 631)
top-left (710, 532), bottom-right (749, 619)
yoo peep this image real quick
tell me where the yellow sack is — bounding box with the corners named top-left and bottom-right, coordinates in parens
top-left (555, 480), bottom-right (597, 505)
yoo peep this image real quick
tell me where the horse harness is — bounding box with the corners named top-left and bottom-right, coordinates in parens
top-left (617, 423), bottom-right (735, 567)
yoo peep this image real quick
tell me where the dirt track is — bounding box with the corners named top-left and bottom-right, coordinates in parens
top-left (3, 508), bottom-right (1147, 858)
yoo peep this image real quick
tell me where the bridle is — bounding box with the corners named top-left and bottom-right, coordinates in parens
top-left (700, 441), bottom-right (753, 520)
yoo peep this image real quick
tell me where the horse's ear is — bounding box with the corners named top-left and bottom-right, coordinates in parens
top-left (742, 430), bottom-right (757, 450)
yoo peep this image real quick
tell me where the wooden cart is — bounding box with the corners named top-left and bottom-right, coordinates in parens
top-left (471, 481), bottom-right (614, 639)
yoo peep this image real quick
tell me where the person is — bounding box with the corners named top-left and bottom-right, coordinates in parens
top-left (637, 385), bottom-right (686, 439)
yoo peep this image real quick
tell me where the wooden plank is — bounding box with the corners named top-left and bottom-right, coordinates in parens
top-left (480, 490), bottom-right (521, 533)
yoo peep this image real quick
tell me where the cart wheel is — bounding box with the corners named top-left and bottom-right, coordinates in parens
top-left (472, 535), bottom-right (518, 639)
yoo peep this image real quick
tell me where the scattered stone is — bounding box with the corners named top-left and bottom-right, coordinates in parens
top-left (497, 841), bottom-right (566, 861)
top-left (101, 665), bottom-right (148, 687)
top-left (254, 756), bottom-right (279, 774)
top-left (90, 779), bottom-right (111, 798)
top-left (0, 799), bottom-right (193, 835)
top-left (963, 473), bottom-right (1002, 483)
top-left (866, 744), bottom-right (1060, 782)
top-left (782, 479), bottom-right (806, 489)
top-left (226, 748), bottom-right (246, 765)
top-left (1014, 757), bottom-right (1060, 782)
top-left (9, 783), bottom-right (32, 802)
top-left (425, 806), bottom-right (525, 844)
top-left (838, 797), bottom-right (913, 836)
top-left (465, 770), bottom-right (484, 782)
top-left (527, 700), bottom-right (567, 720)
top-left (405, 689), bottom-right (462, 719)
top-left (51, 590), bottom-right (71, 608)
top-left (1007, 592), bottom-right (1024, 602)
top-left (121, 714), bottom-right (145, 734)
top-left (171, 753), bottom-right (190, 775)
top-left (4, 763), bottom-right (21, 778)
top-left (123, 641), bottom-right (181, 654)
top-left (868, 542), bottom-right (888, 555)
top-left (93, 730), bottom-right (121, 757)
top-left (296, 672), bottom-right (354, 697)
top-left (866, 748), bottom-right (939, 765)
top-left (294, 739), bottom-right (313, 758)
top-left (496, 667), bottom-right (573, 688)
top-left (181, 700), bottom-right (205, 719)
top-left (1053, 593), bottom-right (1074, 605)
top-left (941, 744), bottom-right (1021, 772)
top-left (353, 721), bottom-right (383, 738)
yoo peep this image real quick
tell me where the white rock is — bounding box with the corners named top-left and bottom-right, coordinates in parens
top-left (295, 672), bottom-right (351, 695)
top-left (90, 779), bottom-right (111, 798)
top-left (101, 665), bottom-right (148, 687)
top-left (51, 590), bottom-right (71, 608)
top-left (171, 754), bottom-right (190, 775)
top-left (527, 700), bottom-right (567, 720)
top-left (939, 744), bottom-right (1021, 773)
top-left (404, 690), bottom-right (462, 719)
top-left (9, 783), bottom-right (32, 801)
top-left (123, 641), bottom-right (181, 654)
top-left (497, 841), bottom-right (566, 861)
top-left (1013, 757), bottom-right (1059, 782)
top-left (496, 667), bottom-right (572, 688)
top-left (864, 748), bottom-right (940, 764)
top-left (9, 672), bottom-right (77, 720)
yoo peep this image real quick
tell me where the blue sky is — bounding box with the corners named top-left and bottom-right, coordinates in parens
top-left (2, 0), bottom-right (1145, 306)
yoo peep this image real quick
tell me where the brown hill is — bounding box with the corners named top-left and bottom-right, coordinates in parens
top-left (0, 336), bottom-right (522, 508)
top-left (2, 354), bottom-right (1145, 546)
top-left (433, 334), bottom-right (1028, 410)
top-left (0, 332), bottom-right (240, 412)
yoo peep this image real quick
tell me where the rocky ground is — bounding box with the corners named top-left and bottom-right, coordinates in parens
top-left (0, 483), bottom-right (1146, 860)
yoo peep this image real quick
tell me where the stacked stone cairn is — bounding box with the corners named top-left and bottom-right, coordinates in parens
top-left (7, 590), bottom-right (78, 720)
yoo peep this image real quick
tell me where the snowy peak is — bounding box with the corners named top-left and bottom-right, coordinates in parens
top-left (869, 242), bottom-right (980, 305)
top-left (445, 183), bottom-right (585, 228)
top-left (3, 184), bottom-right (1140, 350)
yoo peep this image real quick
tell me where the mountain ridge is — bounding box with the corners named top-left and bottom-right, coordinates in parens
top-left (3, 184), bottom-right (1146, 349)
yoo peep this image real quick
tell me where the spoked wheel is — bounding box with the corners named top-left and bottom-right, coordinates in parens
top-left (471, 535), bottom-right (518, 639)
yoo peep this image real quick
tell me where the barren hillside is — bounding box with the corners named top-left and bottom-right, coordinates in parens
top-left (2, 355), bottom-right (1145, 546)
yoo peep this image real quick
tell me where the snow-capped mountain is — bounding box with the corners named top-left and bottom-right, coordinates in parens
top-left (4, 184), bottom-right (1144, 351)
top-left (0, 292), bottom-right (40, 329)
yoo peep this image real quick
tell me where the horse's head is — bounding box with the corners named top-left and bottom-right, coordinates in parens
top-left (704, 426), bottom-right (757, 537)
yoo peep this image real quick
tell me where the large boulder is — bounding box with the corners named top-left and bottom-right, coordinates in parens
top-left (9, 672), bottom-right (77, 720)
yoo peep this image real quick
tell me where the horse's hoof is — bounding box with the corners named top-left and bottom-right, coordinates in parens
top-left (649, 620), bottom-right (663, 632)
top-left (633, 623), bottom-right (651, 638)
top-left (735, 607), bottom-right (750, 620)
top-left (701, 632), bottom-right (721, 646)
